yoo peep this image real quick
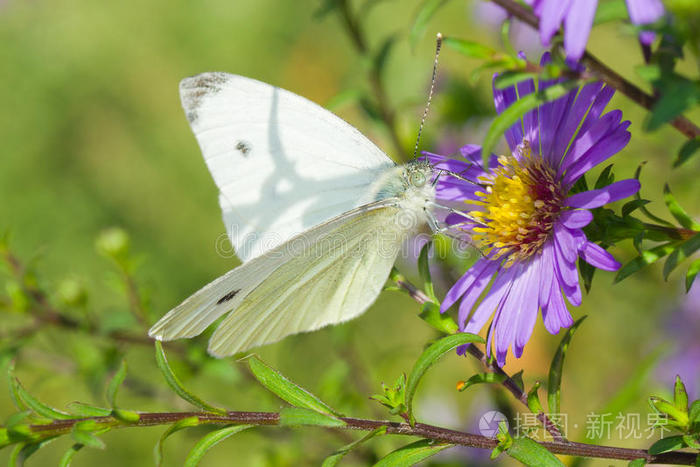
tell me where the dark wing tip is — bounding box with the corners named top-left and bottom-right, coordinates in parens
top-left (179, 72), bottom-right (231, 124)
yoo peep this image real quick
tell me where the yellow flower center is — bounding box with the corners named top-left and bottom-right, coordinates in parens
top-left (468, 144), bottom-right (564, 266)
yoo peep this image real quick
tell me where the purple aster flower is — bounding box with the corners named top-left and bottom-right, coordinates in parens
top-left (525, 0), bottom-right (665, 60)
top-left (426, 53), bottom-right (639, 366)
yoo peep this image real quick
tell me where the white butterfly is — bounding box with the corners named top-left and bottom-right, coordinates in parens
top-left (148, 72), bottom-right (441, 357)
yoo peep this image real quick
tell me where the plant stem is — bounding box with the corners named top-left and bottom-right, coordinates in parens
top-left (489, 0), bottom-right (700, 140)
top-left (20, 410), bottom-right (697, 465)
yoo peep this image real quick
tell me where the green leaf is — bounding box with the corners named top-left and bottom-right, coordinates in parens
top-left (615, 242), bottom-right (680, 283)
top-left (506, 437), bottom-right (564, 466)
top-left (409, 0), bottom-right (449, 50)
top-left (184, 425), bottom-right (252, 467)
top-left (70, 424), bottom-right (105, 450)
top-left (664, 234), bottom-right (700, 281)
top-left (373, 439), bottom-right (453, 466)
top-left (106, 359), bottom-right (127, 409)
top-left (527, 382), bottom-right (544, 414)
top-left (66, 402), bottom-right (112, 417)
top-left (404, 333), bottom-right (484, 424)
top-left (663, 184), bottom-right (700, 230)
top-left (279, 407), bottom-right (346, 427)
top-left (443, 37), bottom-right (497, 60)
top-left (628, 459), bottom-right (646, 467)
top-left (594, 164), bottom-right (615, 190)
top-left (417, 242), bottom-right (437, 302)
top-left (247, 355), bottom-right (341, 416)
top-left (325, 88), bottom-right (362, 111)
top-left (675, 376), bottom-right (689, 413)
top-left (482, 81), bottom-right (578, 166)
top-left (154, 416), bottom-right (200, 467)
top-left (373, 35), bottom-right (397, 76)
top-left (322, 426), bottom-right (387, 467)
top-left (645, 76), bottom-right (700, 131)
top-left (621, 199), bottom-right (651, 218)
top-left (58, 444), bottom-right (84, 467)
top-left (494, 71), bottom-right (538, 90)
top-left (11, 377), bottom-right (73, 420)
top-left (674, 137), bottom-right (700, 167)
top-left (648, 435), bottom-right (686, 455)
top-left (456, 373), bottom-right (507, 392)
top-left (686, 258), bottom-right (700, 292)
top-left (418, 302), bottom-right (458, 335)
top-left (548, 317), bottom-right (586, 416)
top-left (688, 400), bottom-right (700, 423)
top-left (10, 437), bottom-right (59, 466)
top-left (155, 341), bottom-right (226, 414)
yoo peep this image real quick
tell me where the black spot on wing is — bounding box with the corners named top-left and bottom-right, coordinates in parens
top-left (235, 140), bottom-right (252, 157)
top-left (216, 289), bottom-right (240, 305)
top-left (179, 72), bottom-right (229, 124)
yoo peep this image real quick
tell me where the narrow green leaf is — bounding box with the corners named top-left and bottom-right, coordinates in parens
top-left (688, 400), bottom-right (700, 423)
top-left (155, 341), bottom-right (226, 414)
top-left (405, 333), bottom-right (484, 424)
top-left (70, 426), bottom-right (105, 450)
top-left (418, 302), bottom-right (458, 335)
top-left (494, 71), bottom-right (538, 90)
top-left (12, 377), bottom-right (73, 420)
top-left (417, 242), bottom-right (437, 302)
top-left (482, 81), bottom-right (578, 166)
top-left (409, 0), bottom-right (449, 50)
top-left (673, 137), bottom-right (700, 167)
top-left (664, 234), bottom-right (700, 280)
top-left (66, 402), bottom-right (112, 417)
top-left (506, 437), bottom-right (564, 466)
top-left (373, 439), bottom-right (453, 467)
top-left (106, 359), bottom-right (127, 409)
top-left (154, 416), bottom-right (200, 467)
top-left (686, 258), bottom-right (700, 292)
top-left (443, 37), bottom-right (497, 60)
top-left (325, 88), bottom-right (362, 111)
top-left (5, 411), bottom-right (31, 429)
top-left (648, 435), bottom-right (686, 455)
top-left (10, 437), bottom-right (59, 466)
top-left (184, 425), bottom-right (252, 467)
top-left (457, 373), bottom-right (507, 392)
top-left (527, 382), bottom-right (544, 414)
top-left (59, 444), bottom-right (84, 467)
top-left (615, 242), bottom-right (680, 283)
top-left (247, 355), bottom-right (340, 416)
top-left (628, 459), bottom-right (646, 467)
top-left (548, 317), bottom-right (586, 415)
top-left (374, 35), bottom-right (397, 76)
top-left (622, 199), bottom-right (651, 218)
top-left (594, 164), bottom-right (615, 189)
top-left (663, 184), bottom-right (700, 230)
top-left (674, 376), bottom-right (689, 413)
top-left (279, 407), bottom-right (346, 427)
top-left (322, 426), bottom-right (387, 467)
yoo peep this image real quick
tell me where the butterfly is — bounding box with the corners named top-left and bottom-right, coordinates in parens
top-left (148, 72), bottom-right (447, 357)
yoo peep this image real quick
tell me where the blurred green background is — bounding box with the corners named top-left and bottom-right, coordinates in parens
top-left (0, 0), bottom-right (698, 465)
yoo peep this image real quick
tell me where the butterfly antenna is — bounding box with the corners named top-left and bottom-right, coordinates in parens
top-left (412, 32), bottom-right (443, 160)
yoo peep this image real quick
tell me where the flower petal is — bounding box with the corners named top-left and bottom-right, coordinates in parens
top-left (579, 241), bottom-right (621, 271)
top-left (539, 0), bottom-right (572, 45)
top-left (559, 209), bottom-right (593, 229)
top-left (566, 179), bottom-right (641, 209)
top-left (562, 124), bottom-right (631, 187)
top-left (457, 260), bottom-right (501, 327)
top-left (563, 0), bottom-right (598, 60)
top-left (625, 0), bottom-right (664, 25)
top-left (492, 77), bottom-right (524, 152)
top-left (463, 265), bottom-right (515, 335)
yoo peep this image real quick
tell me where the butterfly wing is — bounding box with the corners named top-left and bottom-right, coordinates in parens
top-left (148, 199), bottom-right (408, 355)
top-left (179, 72), bottom-right (396, 262)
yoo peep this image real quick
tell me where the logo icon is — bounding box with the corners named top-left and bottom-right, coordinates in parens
top-left (478, 411), bottom-right (508, 438)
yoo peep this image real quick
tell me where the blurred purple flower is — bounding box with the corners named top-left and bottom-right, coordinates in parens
top-left (658, 281), bottom-right (700, 399)
top-left (426, 53), bottom-right (638, 366)
top-left (524, 0), bottom-right (665, 60)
